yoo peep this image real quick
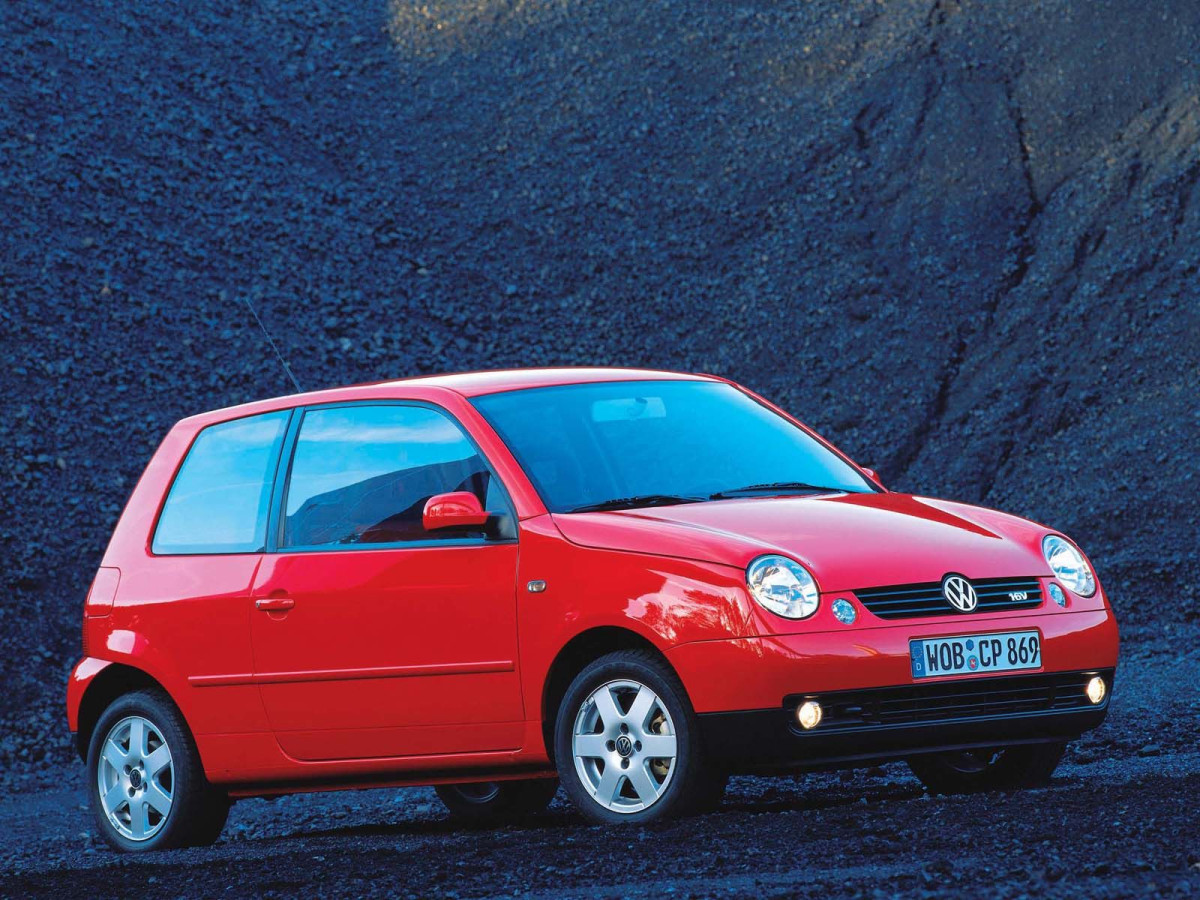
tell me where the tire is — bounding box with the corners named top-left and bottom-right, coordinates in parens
top-left (435, 778), bottom-right (559, 822)
top-left (190, 793), bottom-right (232, 845)
top-left (87, 689), bottom-right (229, 851)
top-left (554, 649), bottom-right (721, 825)
top-left (690, 770), bottom-right (729, 814)
top-left (907, 742), bottom-right (1068, 795)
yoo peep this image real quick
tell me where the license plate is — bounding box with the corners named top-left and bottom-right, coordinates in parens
top-left (910, 630), bottom-right (1041, 679)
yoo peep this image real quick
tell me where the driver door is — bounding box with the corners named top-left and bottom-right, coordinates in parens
top-left (249, 402), bottom-right (524, 761)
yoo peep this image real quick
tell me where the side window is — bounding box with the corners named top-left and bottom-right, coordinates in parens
top-left (153, 411), bottom-right (290, 555)
top-left (282, 405), bottom-right (507, 549)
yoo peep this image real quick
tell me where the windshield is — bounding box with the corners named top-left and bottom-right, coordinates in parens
top-left (472, 380), bottom-right (875, 513)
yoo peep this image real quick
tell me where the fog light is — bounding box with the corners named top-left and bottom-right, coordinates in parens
top-left (796, 700), bottom-right (823, 730)
top-left (1086, 676), bottom-right (1106, 705)
top-left (1048, 583), bottom-right (1067, 607)
top-left (831, 598), bottom-right (857, 625)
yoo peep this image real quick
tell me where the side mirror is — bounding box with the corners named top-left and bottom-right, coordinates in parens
top-left (423, 492), bottom-right (490, 531)
top-left (860, 467), bottom-right (884, 488)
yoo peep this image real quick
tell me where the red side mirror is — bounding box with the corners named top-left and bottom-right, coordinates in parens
top-left (423, 492), bottom-right (490, 531)
top-left (860, 467), bottom-right (884, 488)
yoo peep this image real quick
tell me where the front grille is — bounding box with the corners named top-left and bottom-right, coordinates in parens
top-left (854, 576), bottom-right (1043, 619)
top-left (788, 670), bottom-right (1110, 733)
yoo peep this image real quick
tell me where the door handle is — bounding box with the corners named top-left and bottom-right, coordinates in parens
top-left (255, 597), bottom-right (295, 612)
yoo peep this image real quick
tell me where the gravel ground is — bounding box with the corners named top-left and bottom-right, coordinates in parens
top-left (2, 0), bottom-right (1199, 894)
top-left (2, 624), bottom-right (1197, 898)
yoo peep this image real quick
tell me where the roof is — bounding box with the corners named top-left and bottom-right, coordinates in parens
top-left (382, 366), bottom-right (716, 397)
top-left (177, 367), bottom-right (721, 428)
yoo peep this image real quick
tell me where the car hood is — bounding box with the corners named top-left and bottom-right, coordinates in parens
top-left (551, 492), bottom-right (1052, 592)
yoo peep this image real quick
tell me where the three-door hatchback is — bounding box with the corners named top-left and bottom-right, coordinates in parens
top-left (69, 368), bottom-right (1118, 850)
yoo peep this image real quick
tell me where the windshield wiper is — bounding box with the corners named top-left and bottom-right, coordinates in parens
top-left (565, 494), bottom-right (706, 513)
top-left (709, 481), bottom-right (844, 499)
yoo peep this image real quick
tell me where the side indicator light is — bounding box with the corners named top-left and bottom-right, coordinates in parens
top-left (831, 598), bottom-right (857, 625)
top-left (1048, 583), bottom-right (1067, 607)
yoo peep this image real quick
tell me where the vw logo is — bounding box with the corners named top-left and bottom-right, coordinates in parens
top-left (942, 574), bottom-right (978, 612)
top-left (615, 736), bottom-right (634, 757)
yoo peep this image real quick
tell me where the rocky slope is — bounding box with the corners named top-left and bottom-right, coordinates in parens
top-left (2, 0), bottom-right (1198, 769)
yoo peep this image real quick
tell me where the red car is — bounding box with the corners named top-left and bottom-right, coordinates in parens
top-left (69, 368), bottom-right (1117, 850)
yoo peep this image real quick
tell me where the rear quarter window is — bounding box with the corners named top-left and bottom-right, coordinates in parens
top-left (152, 410), bottom-right (290, 555)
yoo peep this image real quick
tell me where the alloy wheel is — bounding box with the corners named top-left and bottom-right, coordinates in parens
top-left (944, 750), bottom-right (999, 775)
top-left (571, 679), bottom-right (678, 814)
top-left (97, 715), bottom-right (175, 841)
top-left (452, 783), bottom-right (501, 803)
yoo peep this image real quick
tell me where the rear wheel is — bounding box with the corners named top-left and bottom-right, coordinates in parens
top-left (435, 779), bottom-right (558, 822)
top-left (907, 742), bottom-right (1068, 794)
top-left (87, 689), bottom-right (229, 851)
top-left (554, 650), bottom-right (724, 824)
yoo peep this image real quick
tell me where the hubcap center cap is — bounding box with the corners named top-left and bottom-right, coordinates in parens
top-left (615, 735), bottom-right (634, 757)
top-left (129, 769), bottom-right (143, 789)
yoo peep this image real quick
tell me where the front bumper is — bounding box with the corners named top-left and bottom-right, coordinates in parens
top-left (698, 668), bottom-right (1112, 772)
top-left (667, 606), bottom-right (1118, 770)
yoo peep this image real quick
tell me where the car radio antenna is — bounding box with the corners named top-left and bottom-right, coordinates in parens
top-left (241, 296), bottom-right (304, 393)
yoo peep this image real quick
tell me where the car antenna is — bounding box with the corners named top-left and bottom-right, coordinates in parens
top-left (240, 296), bottom-right (304, 393)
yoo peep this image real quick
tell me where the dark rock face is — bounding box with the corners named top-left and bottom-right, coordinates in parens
top-left (1, 0), bottom-right (1197, 767)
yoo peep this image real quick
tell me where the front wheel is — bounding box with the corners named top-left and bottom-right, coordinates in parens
top-left (434, 779), bottom-right (559, 822)
top-left (87, 689), bottom-right (229, 852)
top-left (554, 650), bottom-right (723, 825)
top-left (907, 742), bottom-right (1068, 795)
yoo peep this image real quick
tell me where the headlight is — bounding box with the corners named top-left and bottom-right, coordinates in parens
top-left (1042, 535), bottom-right (1096, 597)
top-left (747, 555), bottom-right (820, 619)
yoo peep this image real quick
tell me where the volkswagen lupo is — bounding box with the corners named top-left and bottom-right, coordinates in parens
top-left (69, 368), bottom-right (1118, 850)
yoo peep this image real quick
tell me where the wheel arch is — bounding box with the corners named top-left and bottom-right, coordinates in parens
top-left (539, 626), bottom-right (683, 762)
top-left (75, 663), bottom-right (178, 762)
